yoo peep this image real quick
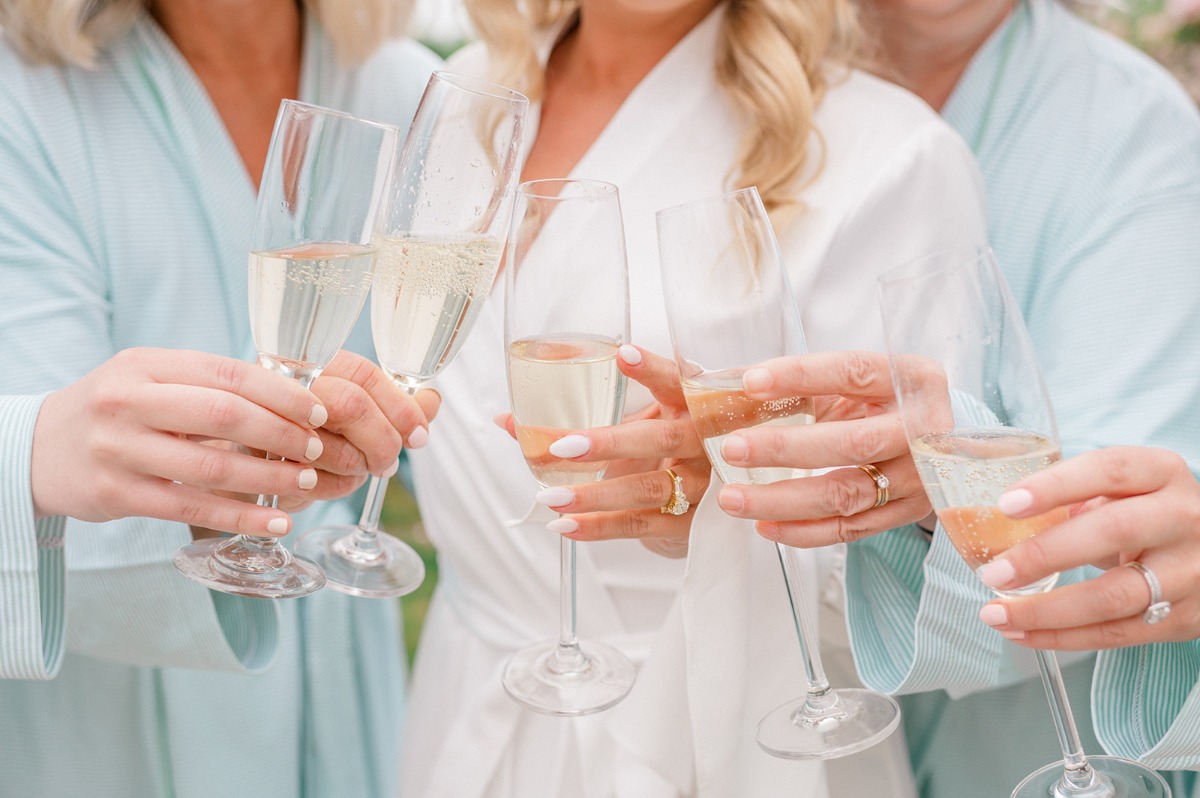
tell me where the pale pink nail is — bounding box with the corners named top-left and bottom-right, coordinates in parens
top-left (408, 426), bottom-right (429, 449)
top-left (618, 345), bottom-right (643, 366)
top-left (309, 404), bottom-right (328, 427)
top-left (718, 486), bottom-right (745, 513)
top-left (298, 468), bottom-right (318, 490)
top-left (721, 434), bottom-right (749, 463)
top-left (381, 460), bottom-right (400, 479)
top-left (493, 413), bottom-right (510, 429)
top-left (305, 436), bottom-right (323, 461)
top-left (743, 368), bottom-right (772, 395)
top-left (998, 488), bottom-right (1034, 516)
top-left (535, 487), bottom-right (575, 507)
top-left (549, 435), bottom-right (590, 458)
top-left (978, 558), bottom-right (1017, 589)
top-left (1000, 630), bottom-right (1026, 640)
top-left (267, 517), bottom-right (289, 535)
top-left (979, 603), bottom-right (1009, 627)
top-left (547, 518), bottom-right (579, 535)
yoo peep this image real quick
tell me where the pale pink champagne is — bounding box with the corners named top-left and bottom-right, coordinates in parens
top-left (911, 429), bottom-right (1066, 574)
top-left (682, 369), bottom-right (815, 486)
top-left (371, 236), bottom-right (504, 390)
top-left (248, 243), bottom-right (376, 377)
top-left (507, 336), bottom-right (627, 488)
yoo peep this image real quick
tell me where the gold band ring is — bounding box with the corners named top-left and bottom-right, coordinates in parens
top-left (1125, 561), bottom-right (1172, 625)
top-left (659, 468), bottom-right (691, 515)
top-left (856, 463), bottom-right (890, 509)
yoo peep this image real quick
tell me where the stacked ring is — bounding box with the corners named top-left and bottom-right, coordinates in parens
top-left (1125, 561), bottom-right (1172, 625)
top-left (659, 468), bottom-right (691, 515)
top-left (856, 463), bottom-right (890, 509)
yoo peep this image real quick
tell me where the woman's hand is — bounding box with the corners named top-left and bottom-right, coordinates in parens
top-left (976, 446), bottom-right (1200, 649)
top-left (711, 351), bottom-right (937, 547)
top-left (31, 348), bottom-right (332, 536)
top-left (499, 345), bottom-right (709, 558)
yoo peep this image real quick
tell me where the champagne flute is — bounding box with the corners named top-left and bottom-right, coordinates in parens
top-left (879, 246), bottom-right (1170, 798)
top-left (501, 178), bottom-right (637, 715)
top-left (657, 187), bottom-right (901, 758)
top-left (296, 72), bottom-right (528, 598)
top-left (174, 100), bottom-right (398, 599)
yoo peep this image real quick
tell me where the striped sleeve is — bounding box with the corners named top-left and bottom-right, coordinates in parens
top-left (0, 394), bottom-right (66, 680)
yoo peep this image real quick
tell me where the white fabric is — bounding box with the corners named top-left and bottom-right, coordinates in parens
top-left (402, 7), bottom-right (989, 796)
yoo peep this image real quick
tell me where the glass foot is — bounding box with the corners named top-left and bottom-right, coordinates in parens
top-left (1012, 755), bottom-right (1171, 798)
top-left (502, 639), bottom-right (636, 717)
top-left (756, 687), bottom-right (901, 760)
top-left (173, 537), bottom-right (326, 599)
top-left (296, 524), bottom-right (425, 599)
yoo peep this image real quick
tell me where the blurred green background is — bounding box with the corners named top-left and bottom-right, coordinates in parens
top-left (380, 482), bottom-right (435, 666)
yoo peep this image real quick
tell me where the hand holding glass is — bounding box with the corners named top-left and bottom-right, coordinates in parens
top-left (879, 246), bottom-right (1169, 798)
top-left (174, 100), bottom-right (398, 599)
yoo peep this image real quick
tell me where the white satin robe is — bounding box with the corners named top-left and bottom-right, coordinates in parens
top-left (401, 8), bottom-right (989, 796)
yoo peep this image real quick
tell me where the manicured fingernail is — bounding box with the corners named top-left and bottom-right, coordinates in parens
top-left (535, 487), bottom-right (575, 507)
top-left (305, 436), bottom-right (323, 461)
top-left (309, 404), bottom-right (328, 427)
top-left (298, 468), bottom-right (318, 490)
top-left (549, 434), bottom-right (590, 458)
top-left (757, 521), bottom-right (780, 540)
top-left (978, 558), bottom-right (1016, 589)
top-left (979, 603), bottom-right (1009, 627)
top-left (1000, 630), bottom-right (1026, 640)
top-left (743, 368), bottom-right (772, 395)
top-left (998, 488), bottom-right (1034, 516)
top-left (267, 517), bottom-right (289, 535)
top-left (718, 486), bottom-right (744, 513)
top-left (721, 433), bottom-right (749, 463)
top-left (381, 459), bottom-right (400, 479)
top-left (547, 518), bottom-right (579, 535)
top-left (408, 426), bottom-right (429, 449)
top-left (493, 413), bottom-right (509, 429)
top-left (618, 345), bottom-right (642, 366)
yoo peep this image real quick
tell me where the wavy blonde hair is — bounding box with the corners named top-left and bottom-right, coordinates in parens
top-left (465, 0), bottom-right (860, 219)
top-left (0, 0), bottom-right (413, 68)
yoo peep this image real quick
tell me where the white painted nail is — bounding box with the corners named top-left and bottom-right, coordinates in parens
top-left (535, 487), bottom-right (575, 507)
top-left (309, 404), bottom-right (328, 427)
top-left (408, 426), bottom-right (429, 449)
top-left (267, 517), bottom-right (289, 535)
top-left (618, 345), bottom-right (643, 365)
top-left (381, 460), bottom-right (400, 479)
top-left (547, 518), bottom-right (579, 535)
top-left (978, 558), bottom-right (1016, 589)
top-left (998, 488), bottom-right (1034, 516)
top-left (548, 434), bottom-right (590, 458)
top-left (305, 436), bottom-right (323, 461)
top-left (298, 468), bottom-right (318, 490)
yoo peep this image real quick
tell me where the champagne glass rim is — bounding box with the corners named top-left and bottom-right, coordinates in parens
top-left (431, 69), bottom-right (530, 106)
top-left (277, 98), bottom-right (402, 134)
top-left (517, 178), bottom-right (619, 200)
top-left (877, 244), bottom-right (993, 289)
top-left (655, 185), bottom-right (762, 221)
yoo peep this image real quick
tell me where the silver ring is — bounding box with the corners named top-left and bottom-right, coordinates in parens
top-left (659, 468), bottom-right (690, 516)
top-left (1125, 561), bottom-right (1172, 625)
top-left (856, 464), bottom-right (890, 509)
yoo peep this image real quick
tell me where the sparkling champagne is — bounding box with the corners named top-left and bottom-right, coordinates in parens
top-left (371, 236), bottom-right (504, 389)
top-left (682, 369), bottom-right (815, 485)
top-left (912, 429), bottom-right (1066, 572)
top-left (248, 243), bottom-right (377, 378)
top-left (507, 336), bottom-right (627, 487)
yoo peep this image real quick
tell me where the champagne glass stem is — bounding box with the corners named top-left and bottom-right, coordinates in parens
top-left (776, 543), bottom-right (843, 718)
top-left (347, 384), bottom-right (420, 555)
top-left (1035, 648), bottom-right (1112, 795)
top-left (550, 536), bottom-right (588, 673)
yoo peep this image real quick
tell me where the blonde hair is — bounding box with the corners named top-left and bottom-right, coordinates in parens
top-left (464, 0), bottom-right (860, 220)
top-left (0, 0), bottom-right (413, 68)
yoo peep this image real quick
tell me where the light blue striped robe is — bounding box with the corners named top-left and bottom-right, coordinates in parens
top-left (0, 13), bottom-right (439, 797)
top-left (845, 1), bottom-right (1200, 794)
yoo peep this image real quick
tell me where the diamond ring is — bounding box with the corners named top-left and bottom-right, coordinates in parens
top-left (856, 463), bottom-right (890, 509)
top-left (659, 468), bottom-right (690, 515)
top-left (1125, 560), bottom-right (1172, 625)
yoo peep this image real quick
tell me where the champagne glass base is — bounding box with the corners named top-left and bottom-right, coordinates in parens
top-left (502, 639), bottom-right (636, 717)
top-left (173, 538), bottom-right (326, 599)
top-left (756, 688), bottom-right (901, 760)
top-left (296, 524), bottom-right (426, 599)
top-left (1012, 755), bottom-right (1171, 798)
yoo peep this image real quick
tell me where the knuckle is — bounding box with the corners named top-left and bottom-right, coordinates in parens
top-left (832, 516), bottom-right (869, 545)
top-left (823, 475), bottom-right (865, 517)
top-left (204, 394), bottom-right (241, 433)
top-left (193, 448), bottom-right (230, 485)
top-left (635, 474), bottom-right (669, 507)
top-left (660, 422), bottom-right (692, 456)
top-left (213, 356), bottom-right (244, 394)
top-left (1099, 452), bottom-right (1136, 491)
top-left (842, 352), bottom-right (878, 392)
top-left (1097, 622), bottom-right (1134, 650)
top-left (846, 424), bottom-right (887, 462)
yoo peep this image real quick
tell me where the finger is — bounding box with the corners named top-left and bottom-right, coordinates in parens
top-left (115, 478), bottom-right (294, 537)
top-left (978, 492), bottom-right (1178, 592)
top-left (119, 347), bottom-right (327, 427)
top-left (982, 564), bottom-right (1160, 632)
top-left (717, 460), bottom-right (924, 522)
top-left (321, 351), bottom-right (430, 449)
top-left (754, 496), bottom-right (933, 547)
top-left (415, 388), bottom-right (442, 425)
top-left (999, 446), bottom-right (1184, 518)
top-left (494, 412), bottom-right (517, 440)
top-left (118, 434), bottom-right (323, 497)
top-left (134, 383), bottom-right (324, 463)
top-left (618, 346), bottom-right (688, 411)
top-left (311, 376), bottom-right (403, 475)
top-left (281, 470), bottom-right (369, 504)
top-left (720, 413), bottom-right (909, 470)
top-left (549, 507), bottom-right (693, 546)
top-left (742, 351), bottom-right (896, 401)
top-left (995, 605), bottom-right (1200, 651)
top-left (537, 464), bottom-right (709, 513)
top-left (549, 417), bottom-right (703, 462)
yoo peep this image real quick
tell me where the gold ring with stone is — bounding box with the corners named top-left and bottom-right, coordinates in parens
top-left (856, 463), bottom-right (890, 509)
top-left (659, 468), bottom-right (691, 515)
